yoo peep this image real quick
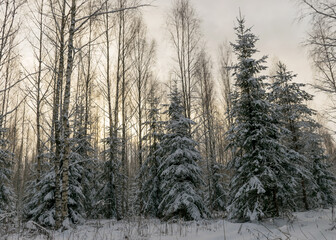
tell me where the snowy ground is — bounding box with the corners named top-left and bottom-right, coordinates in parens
top-left (4, 209), bottom-right (336, 240)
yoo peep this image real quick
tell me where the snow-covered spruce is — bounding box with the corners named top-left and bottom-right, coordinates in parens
top-left (137, 83), bottom-right (163, 217)
top-left (24, 161), bottom-right (56, 227)
top-left (226, 17), bottom-right (297, 221)
top-left (67, 153), bottom-right (85, 224)
top-left (99, 135), bottom-right (122, 219)
top-left (24, 158), bottom-right (86, 227)
top-left (269, 62), bottom-right (335, 210)
top-left (305, 125), bottom-right (336, 208)
top-left (0, 121), bottom-right (15, 219)
top-left (207, 161), bottom-right (226, 212)
top-left (24, 124), bottom-right (94, 227)
top-left (158, 84), bottom-right (209, 221)
top-left (70, 110), bottom-right (99, 220)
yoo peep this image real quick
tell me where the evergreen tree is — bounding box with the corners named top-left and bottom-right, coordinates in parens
top-left (24, 140), bottom-right (88, 227)
top-left (68, 101), bottom-right (96, 221)
top-left (67, 151), bottom-right (85, 224)
top-left (0, 122), bottom-right (15, 217)
top-left (138, 82), bottom-right (163, 217)
top-left (269, 62), bottom-right (335, 209)
top-left (24, 161), bottom-right (56, 227)
top-left (305, 125), bottom-right (336, 208)
top-left (99, 134), bottom-right (121, 219)
top-left (208, 160), bottom-right (226, 212)
top-left (226, 17), bottom-right (297, 221)
top-left (24, 104), bottom-right (93, 227)
top-left (158, 84), bottom-right (208, 221)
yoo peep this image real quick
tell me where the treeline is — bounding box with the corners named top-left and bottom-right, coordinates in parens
top-left (0, 0), bottom-right (335, 231)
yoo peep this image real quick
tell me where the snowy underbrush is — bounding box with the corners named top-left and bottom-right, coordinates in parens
top-left (3, 208), bottom-right (336, 240)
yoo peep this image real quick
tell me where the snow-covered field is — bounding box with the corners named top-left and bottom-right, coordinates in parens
top-left (5, 209), bottom-right (336, 240)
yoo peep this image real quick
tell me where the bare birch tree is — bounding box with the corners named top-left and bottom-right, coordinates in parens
top-left (130, 16), bottom-right (155, 170)
top-left (167, 0), bottom-right (201, 131)
top-left (0, 0), bottom-right (23, 222)
top-left (299, 1), bottom-right (336, 118)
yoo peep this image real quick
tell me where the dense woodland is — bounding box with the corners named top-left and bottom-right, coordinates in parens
top-left (0, 0), bottom-right (336, 232)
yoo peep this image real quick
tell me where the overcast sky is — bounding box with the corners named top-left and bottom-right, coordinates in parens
top-left (142, 0), bottom-right (317, 99)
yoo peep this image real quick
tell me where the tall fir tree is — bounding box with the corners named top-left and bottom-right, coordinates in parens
top-left (269, 62), bottom-right (335, 209)
top-left (305, 125), bottom-right (336, 208)
top-left (0, 122), bottom-right (15, 218)
top-left (158, 84), bottom-right (208, 221)
top-left (226, 17), bottom-right (297, 221)
top-left (69, 98), bottom-right (98, 221)
top-left (137, 82), bottom-right (163, 217)
top-left (99, 133), bottom-right (121, 219)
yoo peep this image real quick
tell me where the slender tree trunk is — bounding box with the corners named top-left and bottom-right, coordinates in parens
top-left (36, 0), bottom-right (44, 183)
top-left (17, 104), bottom-right (25, 222)
top-left (53, 0), bottom-right (66, 229)
top-left (84, 3), bottom-right (92, 141)
top-left (121, 4), bottom-right (127, 216)
top-left (61, 0), bottom-right (76, 225)
top-left (138, 81), bottom-right (142, 168)
top-left (105, 1), bottom-right (118, 219)
top-left (301, 179), bottom-right (309, 210)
